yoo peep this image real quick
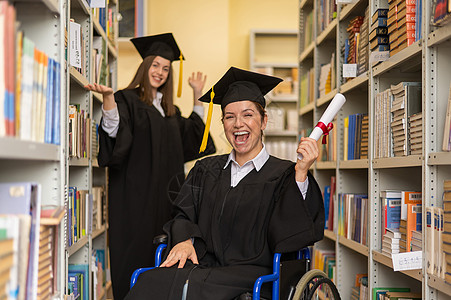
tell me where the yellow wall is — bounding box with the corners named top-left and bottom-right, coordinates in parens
top-left (117, 0), bottom-right (298, 157)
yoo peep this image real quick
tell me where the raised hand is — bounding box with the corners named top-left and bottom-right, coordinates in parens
top-left (295, 137), bottom-right (319, 182)
top-left (159, 239), bottom-right (198, 269)
top-left (84, 83), bottom-right (113, 96)
top-left (84, 83), bottom-right (116, 110)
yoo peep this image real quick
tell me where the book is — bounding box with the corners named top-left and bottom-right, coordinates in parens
top-left (372, 287), bottom-right (410, 300)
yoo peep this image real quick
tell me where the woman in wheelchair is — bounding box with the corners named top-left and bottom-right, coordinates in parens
top-left (125, 67), bottom-right (325, 300)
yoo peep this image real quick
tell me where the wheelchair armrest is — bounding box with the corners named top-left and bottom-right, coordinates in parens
top-left (153, 234), bottom-right (168, 245)
top-left (130, 267), bottom-right (155, 289)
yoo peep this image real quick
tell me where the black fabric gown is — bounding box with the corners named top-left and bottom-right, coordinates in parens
top-left (125, 154), bottom-right (324, 300)
top-left (98, 88), bottom-right (215, 300)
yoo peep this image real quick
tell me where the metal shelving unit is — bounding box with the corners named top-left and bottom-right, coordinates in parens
top-left (299, 0), bottom-right (451, 298)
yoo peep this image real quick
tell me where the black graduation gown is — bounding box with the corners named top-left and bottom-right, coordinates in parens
top-left (125, 155), bottom-right (324, 300)
top-left (98, 88), bottom-right (215, 300)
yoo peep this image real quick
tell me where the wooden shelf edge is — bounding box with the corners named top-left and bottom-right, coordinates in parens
top-left (372, 155), bottom-right (423, 169)
top-left (338, 236), bottom-right (368, 257)
top-left (372, 250), bottom-right (422, 281)
top-left (300, 102), bottom-right (315, 115)
top-left (324, 229), bottom-right (337, 241)
top-left (316, 161), bottom-right (337, 170)
top-left (339, 159), bottom-right (369, 169)
top-left (427, 151), bottom-right (451, 165)
top-left (372, 41), bottom-right (421, 76)
top-left (68, 235), bottom-right (89, 256)
top-left (428, 274), bottom-right (451, 295)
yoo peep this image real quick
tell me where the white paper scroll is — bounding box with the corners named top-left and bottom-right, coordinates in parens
top-left (297, 93), bottom-right (346, 161)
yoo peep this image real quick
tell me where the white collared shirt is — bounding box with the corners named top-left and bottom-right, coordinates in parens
top-left (101, 91), bottom-right (204, 138)
top-left (224, 144), bottom-right (309, 199)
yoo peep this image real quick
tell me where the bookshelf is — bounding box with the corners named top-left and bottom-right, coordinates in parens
top-left (0, 0), bottom-right (117, 299)
top-left (299, 0), bottom-right (451, 299)
top-left (67, 1), bottom-right (118, 300)
top-left (249, 29), bottom-right (300, 162)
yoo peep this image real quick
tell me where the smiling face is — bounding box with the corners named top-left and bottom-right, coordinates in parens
top-left (148, 55), bottom-right (171, 90)
top-left (223, 101), bottom-right (267, 165)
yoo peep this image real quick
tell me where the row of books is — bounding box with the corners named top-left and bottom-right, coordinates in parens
top-left (338, 193), bottom-right (369, 245)
top-left (68, 105), bottom-right (100, 159)
top-left (299, 67), bottom-right (314, 108)
top-left (318, 53), bottom-right (336, 99)
top-left (373, 287), bottom-right (421, 300)
top-left (388, 0), bottom-right (418, 57)
top-left (374, 82), bottom-right (422, 158)
top-left (323, 176), bottom-right (336, 232)
top-left (426, 206), bottom-right (446, 279)
top-left (66, 186), bottom-right (106, 248)
top-left (67, 249), bottom-right (107, 300)
top-left (432, 0), bottom-right (451, 25)
top-left (370, 9), bottom-right (389, 54)
top-left (357, 7), bottom-right (370, 76)
top-left (442, 81), bottom-right (451, 151)
top-left (0, 182), bottom-right (64, 300)
top-left (343, 113), bottom-right (369, 160)
top-left (0, 2), bottom-right (61, 144)
top-left (317, 0), bottom-right (337, 33)
top-left (312, 246), bottom-right (335, 282)
top-left (303, 10), bottom-right (314, 48)
top-left (254, 67), bottom-right (298, 98)
top-left (442, 180), bottom-right (451, 284)
top-left (351, 273), bottom-right (368, 300)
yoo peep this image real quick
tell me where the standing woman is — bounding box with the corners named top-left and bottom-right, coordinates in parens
top-left (84, 33), bottom-right (215, 300)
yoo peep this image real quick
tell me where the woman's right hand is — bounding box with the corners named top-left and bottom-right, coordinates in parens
top-left (84, 83), bottom-right (113, 96)
top-left (159, 239), bottom-right (198, 269)
top-left (85, 83), bottom-right (116, 110)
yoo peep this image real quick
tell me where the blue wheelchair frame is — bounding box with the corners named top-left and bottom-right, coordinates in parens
top-left (130, 244), bottom-right (311, 300)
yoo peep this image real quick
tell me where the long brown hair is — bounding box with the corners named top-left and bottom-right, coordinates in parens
top-left (126, 55), bottom-right (176, 116)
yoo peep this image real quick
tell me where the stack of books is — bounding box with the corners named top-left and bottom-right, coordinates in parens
top-left (432, 0), bottom-right (451, 26)
top-left (346, 16), bottom-right (364, 65)
top-left (360, 115), bottom-right (369, 159)
top-left (444, 180), bottom-right (451, 284)
top-left (37, 225), bottom-right (54, 299)
top-left (411, 230), bottom-right (422, 251)
top-left (388, 0), bottom-right (417, 57)
top-left (369, 9), bottom-right (389, 54)
top-left (358, 7), bottom-right (370, 76)
top-left (398, 219), bottom-right (408, 253)
top-left (382, 229), bottom-right (401, 257)
top-left (390, 82), bottom-right (421, 156)
top-left (409, 112), bottom-right (422, 155)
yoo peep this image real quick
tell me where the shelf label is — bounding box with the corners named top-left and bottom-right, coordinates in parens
top-left (90, 0), bottom-right (106, 8)
top-left (69, 22), bottom-right (82, 69)
top-left (370, 51), bottom-right (390, 65)
top-left (392, 251), bottom-right (422, 271)
top-left (336, 0), bottom-right (358, 3)
top-left (343, 64), bottom-right (357, 78)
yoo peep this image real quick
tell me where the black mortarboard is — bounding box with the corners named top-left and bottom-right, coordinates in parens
top-left (198, 67), bottom-right (282, 109)
top-left (130, 33), bottom-right (184, 61)
top-left (130, 33), bottom-right (185, 97)
top-left (198, 67), bottom-right (282, 153)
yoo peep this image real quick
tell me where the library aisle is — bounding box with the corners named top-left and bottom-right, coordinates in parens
top-left (299, 0), bottom-right (451, 299)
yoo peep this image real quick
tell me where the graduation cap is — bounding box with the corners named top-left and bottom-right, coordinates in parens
top-left (130, 33), bottom-right (185, 97)
top-left (198, 67), bottom-right (283, 152)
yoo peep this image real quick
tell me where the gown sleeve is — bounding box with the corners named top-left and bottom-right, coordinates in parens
top-left (268, 170), bottom-right (325, 253)
top-left (163, 160), bottom-right (209, 259)
top-left (98, 90), bottom-right (134, 168)
top-left (175, 107), bottom-right (216, 162)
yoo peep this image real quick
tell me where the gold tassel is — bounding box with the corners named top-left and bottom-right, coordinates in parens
top-left (199, 86), bottom-right (215, 153)
top-left (177, 53), bottom-right (183, 97)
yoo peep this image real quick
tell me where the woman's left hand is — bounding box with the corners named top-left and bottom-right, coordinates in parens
top-left (295, 137), bottom-right (319, 182)
top-left (159, 239), bottom-right (198, 269)
top-left (189, 72), bottom-right (207, 93)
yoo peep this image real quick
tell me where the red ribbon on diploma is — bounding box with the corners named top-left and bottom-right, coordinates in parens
top-left (316, 122), bottom-right (334, 144)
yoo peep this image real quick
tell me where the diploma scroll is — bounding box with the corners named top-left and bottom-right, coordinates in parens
top-left (297, 93), bottom-right (346, 161)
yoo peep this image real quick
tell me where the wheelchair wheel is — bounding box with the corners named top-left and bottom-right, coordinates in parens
top-left (291, 269), bottom-right (340, 300)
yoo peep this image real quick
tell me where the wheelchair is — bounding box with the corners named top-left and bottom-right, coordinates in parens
top-left (130, 235), bottom-right (340, 300)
